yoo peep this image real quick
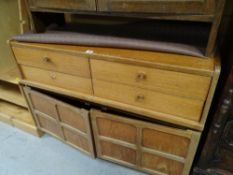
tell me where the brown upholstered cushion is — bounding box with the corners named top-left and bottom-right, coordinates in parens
top-left (12, 21), bottom-right (209, 57)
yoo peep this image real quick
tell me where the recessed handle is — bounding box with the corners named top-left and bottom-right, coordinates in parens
top-left (136, 72), bottom-right (147, 81)
top-left (135, 94), bottom-right (145, 101)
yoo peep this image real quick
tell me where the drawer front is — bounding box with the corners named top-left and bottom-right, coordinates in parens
top-left (12, 46), bottom-right (90, 78)
top-left (93, 80), bottom-right (204, 121)
top-left (91, 110), bottom-right (200, 175)
top-left (91, 59), bottom-right (211, 101)
top-left (21, 66), bottom-right (93, 95)
top-left (28, 0), bottom-right (96, 11)
top-left (98, 0), bottom-right (215, 14)
top-left (24, 88), bottom-right (95, 157)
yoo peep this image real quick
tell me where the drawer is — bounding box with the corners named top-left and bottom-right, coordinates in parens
top-left (91, 59), bottom-right (211, 100)
top-left (98, 0), bottom-right (215, 14)
top-left (91, 109), bottom-right (200, 175)
top-left (28, 0), bottom-right (96, 11)
top-left (24, 88), bottom-right (95, 157)
top-left (93, 80), bottom-right (204, 121)
top-left (12, 45), bottom-right (90, 78)
top-left (21, 66), bottom-right (93, 95)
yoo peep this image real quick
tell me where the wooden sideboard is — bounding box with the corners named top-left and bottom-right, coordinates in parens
top-left (8, 39), bottom-right (221, 174)
top-left (5, 1), bottom-right (226, 174)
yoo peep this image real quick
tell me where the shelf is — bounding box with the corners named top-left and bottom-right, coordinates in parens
top-left (0, 100), bottom-right (34, 125)
top-left (0, 67), bottom-right (21, 85)
top-left (0, 81), bottom-right (27, 108)
top-left (0, 68), bottom-right (21, 85)
top-left (0, 100), bottom-right (41, 136)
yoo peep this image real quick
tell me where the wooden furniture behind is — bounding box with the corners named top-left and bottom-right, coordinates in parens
top-left (26, 0), bottom-right (226, 57)
top-left (11, 41), bottom-right (220, 131)
top-left (0, 0), bottom-right (41, 136)
top-left (191, 4), bottom-right (233, 173)
top-left (192, 66), bottom-right (233, 175)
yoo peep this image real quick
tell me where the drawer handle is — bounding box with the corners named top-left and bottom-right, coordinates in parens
top-left (136, 94), bottom-right (145, 101)
top-left (50, 73), bottom-right (56, 79)
top-left (136, 72), bottom-right (147, 81)
top-left (43, 56), bottom-right (51, 63)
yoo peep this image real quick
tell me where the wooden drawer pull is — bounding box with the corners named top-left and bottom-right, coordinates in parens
top-left (50, 73), bottom-right (56, 79)
top-left (136, 72), bottom-right (147, 81)
top-left (136, 94), bottom-right (145, 101)
top-left (43, 56), bottom-right (51, 63)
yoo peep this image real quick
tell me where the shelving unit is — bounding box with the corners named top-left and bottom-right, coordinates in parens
top-left (0, 81), bottom-right (27, 108)
top-left (0, 100), bottom-right (38, 135)
top-left (0, 67), bottom-right (21, 85)
top-left (0, 0), bottom-right (40, 136)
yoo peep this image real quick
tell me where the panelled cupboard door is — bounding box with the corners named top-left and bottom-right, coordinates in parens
top-left (24, 87), bottom-right (95, 158)
top-left (97, 0), bottom-right (216, 14)
top-left (91, 109), bottom-right (201, 175)
top-left (28, 0), bottom-right (97, 11)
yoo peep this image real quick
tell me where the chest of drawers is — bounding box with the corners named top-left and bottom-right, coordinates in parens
top-left (11, 41), bottom-right (219, 131)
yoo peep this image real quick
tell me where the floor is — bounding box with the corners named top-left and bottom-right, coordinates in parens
top-left (0, 122), bottom-right (146, 175)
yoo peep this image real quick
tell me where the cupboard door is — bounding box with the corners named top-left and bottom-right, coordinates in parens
top-left (36, 112), bottom-right (63, 138)
top-left (57, 103), bottom-right (95, 157)
top-left (91, 109), bottom-right (200, 175)
top-left (98, 0), bottom-right (215, 14)
top-left (28, 0), bottom-right (96, 11)
top-left (24, 87), bottom-right (95, 157)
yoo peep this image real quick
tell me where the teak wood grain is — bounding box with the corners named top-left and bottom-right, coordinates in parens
top-left (20, 65), bottom-right (93, 95)
top-left (11, 42), bottom-right (215, 76)
top-left (93, 79), bottom-right (204, 121)
top-left (91, 109), bottom-right (200, 175)
top-left (12, 45), bottom-right (91, 78)
top-left (11, 42), bottom-right (220, 130)
top-left (23, 88), bottom-right (95, 157)
top-left (91, 59), bottom-right (211, 100)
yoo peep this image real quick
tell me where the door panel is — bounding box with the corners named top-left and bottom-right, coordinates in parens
top-left (98, 0), bottom-right (215, 14)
